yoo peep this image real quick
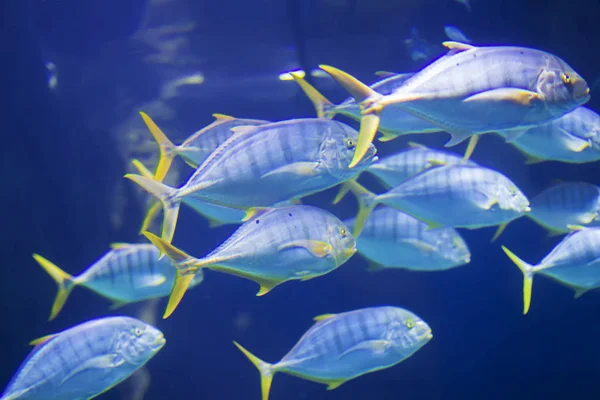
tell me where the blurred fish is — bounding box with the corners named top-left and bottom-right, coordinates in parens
top-left (403, 27), bottom-right (443, 64)
top-left (140, 112), bottom-right (270, 182)
top-left (444, 25), bottom-right (471, 43)
top-left (345, 206), bottom-right (471, 271)
top-left (502, 226), bottom-right (600, 314)
top-left (0, 316), bottom-right (165, 400)
top-left (126, 118), bottom-right (378, 243)
top-left (338, 164), bottom-right (530, 237)
top-left (455, 0), bottom-right (472, 11)
top-left (321, 42), bottom-right (591, 167)
top-left (33, 243), bottom-right (204, 321)
top-left (233, 306), bottom-right (432, 400)
top-left (292, 72), bottom-right (443, 142)
top-left (143, 205), bottom-right (357, 318)
top-left (365, 142), bottom-right (476, 189)
top-left (527, 182), bottom-right (600, 235)
top-left (500, 106), bottom-right (600, 164)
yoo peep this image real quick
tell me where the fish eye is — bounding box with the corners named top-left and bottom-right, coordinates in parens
top-left (561, 73), bottom-right (571, 84)
top-left (340, 228), bottom-right (347, 237)
top-left (405, 319), bottom-right (415, 329)
top-left (345, 138), bottom-right (356, 149)
top-left (133, 328), bottom-right (143, 337)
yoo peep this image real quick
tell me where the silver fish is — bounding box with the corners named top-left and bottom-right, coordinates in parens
top-left (321, 42), bottom-right (590, 167)
top-left (126, 118), bottom-right (377, 243)
top-left (0, 316), bottom-right (165, 400)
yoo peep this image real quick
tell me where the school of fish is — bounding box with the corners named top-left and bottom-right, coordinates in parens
top-left (3, 34), bottom-right (599, 400)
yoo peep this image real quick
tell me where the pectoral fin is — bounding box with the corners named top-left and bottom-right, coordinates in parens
top-left (278, 240), bottom-right (332, 258)
top-left (580, 212), bottom-right (598, 225)
top-left (338, 340), bottom-right (390, 360)
top-left (463, 88), bottom-right (539, 107)
top-left (139, 274), bottom-right (168, 288)
top-left (473, 190), bottom-right (498, 210)
top-left (557, 128), bottom-right (591, 152)
top-left (60, 354), bottom-right (125, 386)
top-left (261, 162), bottom-right (319, 179)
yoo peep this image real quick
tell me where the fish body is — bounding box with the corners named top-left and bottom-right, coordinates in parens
top-left (234, 306), bottom-right (432, 400)
top-left (127, 118), bottom-right (378, 243)
top-left (140, 112), bottom-right (270, 181)
top-left (346, 206), bottom-right (471, 271)
top-left (144, 205), bottom-right (357, 318)
top-left (366, 142), bottom-right (476, 188)
top-left (0, 317), bottom-right (165, 400)
top-left (527, 182), bottom-right (600, 234)
top-left (33, 243), bottom-right (204, 320)
top-left (501, 106), bottom-right (600, 164)
top-left (321, 42), bottom-right (590, 167)
top-left (503, 227), bottom-right (600, 314)
top-left (444, 25), bottom-right (471, 43)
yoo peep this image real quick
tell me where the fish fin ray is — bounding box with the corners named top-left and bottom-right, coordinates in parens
top-left (277, 240), bottom-right (332, 258)
top-left (233, 341), bottom-right (275, 400)
top-left (32, 254), bottom-right (76, 321)
top-left (139, 112), bottom-right (176, 182)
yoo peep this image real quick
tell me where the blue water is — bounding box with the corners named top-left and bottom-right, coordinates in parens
top-left (2, 0), bottom-right (600, 399)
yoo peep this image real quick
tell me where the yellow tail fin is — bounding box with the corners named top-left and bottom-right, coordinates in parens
top-left (32, 254), bottom-right (76, 321)
top-left (125, 174), bottom-right (180, 244)
top-left (132, 159), bottom-right (163, 234)
top-left (290, 72), bottom-right (335, 119)
top-left (142, 231), bottom-right (204, 319)
top-left (335, 180), bottom-right (377, 237)
top-left (139, 111), bottom-right (177, 182)
top-left (233, 341), bottom-right (275, 400)
top-left (501, 246), bottom-right (535, 315)
top-left (319, 65), bottom-right (381, 169)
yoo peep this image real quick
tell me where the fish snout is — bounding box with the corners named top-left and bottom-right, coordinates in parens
top-left (572, 76), bottom-right (591, 100)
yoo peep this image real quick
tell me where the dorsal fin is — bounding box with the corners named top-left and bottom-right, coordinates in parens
top-left (212, 113), bottom-right (235, 121)
top-left (109, 243), bottom-right (131, 250)
top-left (29, 334), bottom-right (58, 346)
top-left (442, 41), bottom-right (475, 52)
top-left (242, 207), bottom-right (273, 222)
top-left (407, 141), bottom-right (428, 149)
top-left (313, 313), bottom-right (337, 322)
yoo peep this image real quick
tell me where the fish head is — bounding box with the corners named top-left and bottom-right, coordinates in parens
top-left (320, 122), bottom-right (378, 179)
top-left (437, 230), bottom-right (471, 266)
top-left (328, 219), bottom-right (357, 265)
top-left (117, 320), bottom-right (166, 365)
top-left (386, 308), bottom-right (433, 356)
top-left (495, 181), bottom-right (530, 214)
top-left (536, 59), bottom-right (590, 115)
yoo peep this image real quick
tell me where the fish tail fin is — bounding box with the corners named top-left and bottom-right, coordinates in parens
top-left (233, 341), bottom-right (275, 400)
top-left (139, 111), bottom-right (177, 182)
top-left (32, 254), bottom-right (76, 321)
top-left (142, 231), bottom-right (207, 319)
top-left (125, 173), bottom-right (181, 244)
top-left (132, 159), bottom-right (164, 233)
top-left (334, 179), bottom-right (377, 236)
top-left (319, 65), bottom-right (382, 169)
top-left (290, 72), bottom-right (336, 119)
top-left (501, 246), bottom-right (536, 315)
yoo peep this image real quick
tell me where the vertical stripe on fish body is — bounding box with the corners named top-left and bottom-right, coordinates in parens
top-left (346, 206), bottom-right (471, 271)
top-left (33, 243), bottom-right (204, 320)
top-left (528, 182), bottom-right (600, 234)
top-left (320, 42), bottom-right (590, 167)
top-left (374, 164), bottom-right (530, 229)
top-left (0, 317), bottom-right (165, 400)
top-left (366, 142), bottom-right (477, 188)
top-left (233, 306), bottom-right (432, 400)
top-left (502, 226), bottom-right (600, 314)
top-left (143, 205), bottom-right (357, 318)
top-left (503, 106), bottom-right (600, 164)
top-left (126, 118), bottom-right (378, 243)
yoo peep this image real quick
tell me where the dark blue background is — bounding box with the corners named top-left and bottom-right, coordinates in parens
top-left (2, 0), bottom-right (600, 399)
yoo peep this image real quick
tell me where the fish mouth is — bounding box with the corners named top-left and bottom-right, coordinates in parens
top-left (153, 334), bottom-right (166, 348)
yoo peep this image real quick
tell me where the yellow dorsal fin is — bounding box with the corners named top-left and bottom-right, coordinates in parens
top-left (374, 70), bottom-right (398, 78)
top-left (29, 334), bottom-right (58, 346)
top-left (212, 113), bottom-right (235, 121)
top-left (313, 313), bottom-right (337, 322)
top-left (243, 207), bottom-right (272, 222)
top-left (567, 224), bottom-right (586, 231)
top-left (109, 243), bottom-right (131, 250)
top-left (442, 41), bottom-right (475, 51)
